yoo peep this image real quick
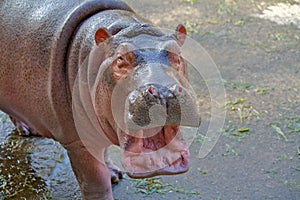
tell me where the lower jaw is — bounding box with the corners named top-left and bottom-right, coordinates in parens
top-left (121, 148), bottom-right (190, 178)
top-left (126, 157), bottom-right (189, 179)
top-left (118, 125), bottom-right (190, 178)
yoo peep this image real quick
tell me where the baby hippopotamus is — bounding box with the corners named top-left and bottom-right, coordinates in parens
top-left (0, 0), bottom-right (200, 199)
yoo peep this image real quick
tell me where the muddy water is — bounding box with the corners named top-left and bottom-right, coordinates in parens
top-left (0, 113), bottom-right (81, 199)
top-left (1, 0), bottom-right (300, 199)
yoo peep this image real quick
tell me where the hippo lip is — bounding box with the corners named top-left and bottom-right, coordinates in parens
top-left (126, 150), bottom-right (189, 179)
top-left (119, 125), bottom-right (190, 178)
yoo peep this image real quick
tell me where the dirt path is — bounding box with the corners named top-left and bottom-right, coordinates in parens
top-left (0, 0), bottom-right (299, 199)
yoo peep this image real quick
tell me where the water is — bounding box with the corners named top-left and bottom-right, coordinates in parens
top-left (0, 111), bottom-right (80, 199)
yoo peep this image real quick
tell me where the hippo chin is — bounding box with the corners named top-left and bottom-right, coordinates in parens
top-left (0, 0), bottom-right (200, 199)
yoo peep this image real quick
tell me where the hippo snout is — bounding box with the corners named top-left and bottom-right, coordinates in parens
top-left (127, 83), bottom-right (196, 130)
top-left (120, 81), bottom-right (199, 178)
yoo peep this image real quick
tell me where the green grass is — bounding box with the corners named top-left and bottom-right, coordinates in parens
top-left (270, 117), bottom-right (300, 142)
top-left (222, 125), bottom-right (252, 142)
top-left (271, 124), bottom-right (291, 142)
top-left (255, 88), bottom-right (268, 95)
top-left (195, 132), bottom-right (209, 143)
top-left (184, 20), bottom-right (200, 34)
top-left (217, 0), bottom-right (237, 16)
top-left (183, 0), bottom-right (199, 4)
top-left (223, 98), bottom-right (260, 122)
top-left (222, 144), bottom-right (239, 156)
top-left (132, 177), bottom-right (200, 196)
top-left (284, 117), bottom-right (300, 134)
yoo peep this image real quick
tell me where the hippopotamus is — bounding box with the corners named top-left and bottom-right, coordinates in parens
top-left (0, 0), bottom-right (200, 199)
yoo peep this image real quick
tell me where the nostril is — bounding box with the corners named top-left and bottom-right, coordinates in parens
top-left (177, 86), bottom-right (183, 93)
top-left (147, 85), bottom-right (158, 97)
top-left (170, 85), bottom-right (184, 96)
top-left (148, 85), bottom-right (154, 94)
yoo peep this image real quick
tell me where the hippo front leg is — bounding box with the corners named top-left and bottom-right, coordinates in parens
top-left (64, 141), bottom-right (113, 200)
top-left (105, 148), bottom-right (124, 184)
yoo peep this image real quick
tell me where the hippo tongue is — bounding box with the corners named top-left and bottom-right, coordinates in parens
top-left (119, 125), bottom-right (190, 178)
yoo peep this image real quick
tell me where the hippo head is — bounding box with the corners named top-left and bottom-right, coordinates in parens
top-left (92, 24), bottom-right (200, 178)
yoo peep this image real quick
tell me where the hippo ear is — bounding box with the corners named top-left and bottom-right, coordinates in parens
top-left (94, 27), bottom-right (111, 45)
top-left (174, 24), bottom-right (187, 46)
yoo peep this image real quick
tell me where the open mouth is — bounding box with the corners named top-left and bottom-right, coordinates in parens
top-left (119, 125), bottom-right (190, 178)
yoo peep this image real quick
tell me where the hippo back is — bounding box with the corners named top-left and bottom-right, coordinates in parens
top-left (0, 0), bottom-right (132, 142)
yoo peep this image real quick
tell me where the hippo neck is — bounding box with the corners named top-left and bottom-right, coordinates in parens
top-left (51, 1), bottom-right (134, 143)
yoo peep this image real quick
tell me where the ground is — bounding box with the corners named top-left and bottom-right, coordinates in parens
top-left (0, 0), bottom-right (299, 199)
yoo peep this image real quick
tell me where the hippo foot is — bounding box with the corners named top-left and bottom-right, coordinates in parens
top-left (9, 116), bottom-right (38, 136)
top-left (108, 165), bottom-right (124, 184)
top-left (105, 148), bottom-right (124, 184)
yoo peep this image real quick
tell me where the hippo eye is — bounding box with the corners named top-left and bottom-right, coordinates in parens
top-left (168, 52), bottom-right (182, 71)
top-left (169, 52), bottom-right (180, 63)
top-left (174, 54), bottom-right (181, 63)
top-left (116, 55), bottom-right (125, 66)
top-left (117, 56), bottom-right (124, 62)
